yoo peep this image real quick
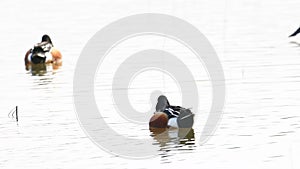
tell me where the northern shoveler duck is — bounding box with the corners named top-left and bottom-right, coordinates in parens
top-left (289, 27), bottom-right (300, 37)
top-left (24, 34), bottom-right (62, 70)
top-left (149, 95), bottom-right (194, 129)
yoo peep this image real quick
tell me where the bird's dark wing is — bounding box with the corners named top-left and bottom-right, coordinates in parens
top-left (289, 27), bottom-right (300, 37)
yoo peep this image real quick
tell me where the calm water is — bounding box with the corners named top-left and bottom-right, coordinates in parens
top-left (0, 0), bottom-right (300, 168)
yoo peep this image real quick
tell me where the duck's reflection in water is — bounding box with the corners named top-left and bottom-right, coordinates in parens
top-left (28, 63), bottom-right (47, 76)
top-left (290, 41), bottom-right (300, 47)
top-left (150, 128), bottom-right (196, 161)
top-left (26, 63), bottom-right (61, 76)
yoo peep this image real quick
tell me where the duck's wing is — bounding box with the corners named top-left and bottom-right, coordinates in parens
top-left (289, 27), bottom-right (300, 37)
top-left (177, 109), bottom-right (194, 128)
top-left (169, 105), bottom-right (183, 112)
top-left (179, 108), bottom-right (193, 116)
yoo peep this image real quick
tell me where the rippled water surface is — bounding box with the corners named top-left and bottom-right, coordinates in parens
top-left (0, 0), bottom-right (300, 168)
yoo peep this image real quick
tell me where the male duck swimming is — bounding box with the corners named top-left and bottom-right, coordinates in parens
top-left (24, 34), bottom-right (62, 69)
top-left (149, 95), bottom-right (194, 129)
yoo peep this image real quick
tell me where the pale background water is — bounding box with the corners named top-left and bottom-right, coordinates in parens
top-left (0, 0), bottom-right (300, 168)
